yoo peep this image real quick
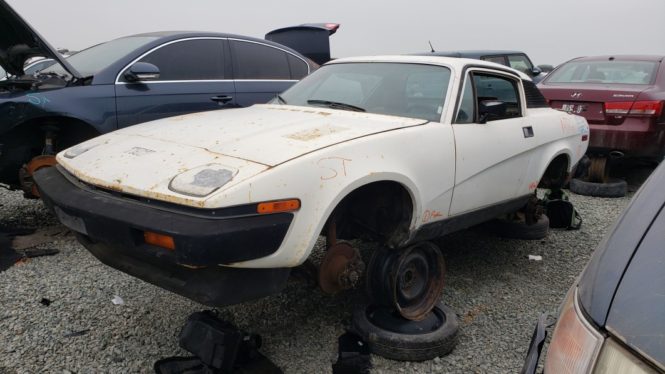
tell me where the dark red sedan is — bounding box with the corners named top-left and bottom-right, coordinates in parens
top-left (538, 55), bottom-right (664, 183)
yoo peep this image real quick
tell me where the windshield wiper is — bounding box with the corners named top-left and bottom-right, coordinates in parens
top-left (307, 99), bottom-right (365, 112)
top-left (276, 94), bottom-right (287, 104)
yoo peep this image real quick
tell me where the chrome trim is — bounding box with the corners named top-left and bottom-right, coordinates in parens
top-left (115, 37), bottom-right (229, 84)
top-left (115, 79), bottom-right (298, 85)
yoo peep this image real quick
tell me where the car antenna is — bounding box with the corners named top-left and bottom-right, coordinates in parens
top-left (428, 41), bottom-right (436, 53)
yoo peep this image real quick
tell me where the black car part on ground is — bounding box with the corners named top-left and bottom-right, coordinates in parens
top-left (352, 302), bottom-right (459, 361)
top-left (331, 332), bottom-right (372, 374)
top-left (34, 166), bottom-right (292, 306)
top-left (155, 311), bottom-right (282, 374)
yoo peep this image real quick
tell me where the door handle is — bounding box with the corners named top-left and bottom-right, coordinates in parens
top-left (522, 126), bottom-right (534, 138)
top-left (210, 95), bottom-right (233, 105)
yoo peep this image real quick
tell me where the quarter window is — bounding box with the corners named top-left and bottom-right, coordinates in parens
top-left (231, 40), bottom-right (291, 80)
top-left (287, 54), bottom-right (309, 79)
top-left (135, 39), bottom-right (225, 81)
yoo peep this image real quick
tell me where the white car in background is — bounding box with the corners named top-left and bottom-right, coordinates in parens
top-left (35, 55), bottom-right (589, 321)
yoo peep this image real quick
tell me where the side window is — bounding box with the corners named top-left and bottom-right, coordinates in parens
top-left (136, 39), bottom-right (224, 80)
top-left (507, 55), bottom-right (534, 75)
top-left (473, 73), bottom-right (521, 121)
top-left (455, 74), bottom-right (475, 123)
top-left (287, 54), bottom-right (309, 79)
top-left (231, 40), bottom-right (291, 79)
top-left (482, 56), bottom-right (507, 66)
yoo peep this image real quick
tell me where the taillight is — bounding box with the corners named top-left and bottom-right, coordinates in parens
top-left (604, 101), bottom-right (664, 117)
top-left (629, 101), bottom-right (663, 116)
top-left (544, 288), bottom-right (604, 373)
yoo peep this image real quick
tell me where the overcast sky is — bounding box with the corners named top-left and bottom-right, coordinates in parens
top-left (7, 0), bottom-right (665, 66)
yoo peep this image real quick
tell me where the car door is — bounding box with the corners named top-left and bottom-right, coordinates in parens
top-left (114, 38), bottom-right (235, 128)
top-left (449, 69), bottom-right (533, 216)
top-left (229, 39), bottom-right (308, 107)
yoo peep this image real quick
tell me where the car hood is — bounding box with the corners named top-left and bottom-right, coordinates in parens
top-left (57, 104), bottom-right (427, 205)
top-left (111, 104), bottom-right (428, 166)
top-left (0, 0), bottom-right (80, 78)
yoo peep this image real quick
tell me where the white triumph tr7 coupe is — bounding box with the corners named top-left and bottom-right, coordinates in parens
top-left (36, 56), bottom-right (588, 321)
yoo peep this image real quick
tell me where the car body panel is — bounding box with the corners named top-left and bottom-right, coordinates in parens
top-left (606, 202), bottom-right (665, 369)
top-left (578, 162), bottom-right (665, 327)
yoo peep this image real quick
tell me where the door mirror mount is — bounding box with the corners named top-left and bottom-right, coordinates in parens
top-left (124, 62), bottom-right (160, 82)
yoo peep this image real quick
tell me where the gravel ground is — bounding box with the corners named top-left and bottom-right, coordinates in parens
top-left (0, 182), bottom-right (638, 373)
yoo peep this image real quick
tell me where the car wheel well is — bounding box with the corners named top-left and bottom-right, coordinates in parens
top-left (326, 181), bottom-right (414, 248)
top-left (538, 154), bottom-right (570, 189)
top-left (0, 117), bottom-right (100, 187)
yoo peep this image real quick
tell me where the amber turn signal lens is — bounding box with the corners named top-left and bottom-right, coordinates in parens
top-left (144, 231), bottom-right (175, 250)
top-left (257, 199), bottom-right (300, 214)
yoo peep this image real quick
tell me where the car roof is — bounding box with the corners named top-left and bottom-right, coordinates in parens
top-left (418, 50), bottom-right (528, 59)
top-left (569, 54), bottom-right (665, 62)
top-left (122, 31), bottom-right (303, 53)
top-left (327, 55), bottom-right (531, 80)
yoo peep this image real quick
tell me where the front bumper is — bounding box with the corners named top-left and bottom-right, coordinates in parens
top-left (34, 166), bottom-right (293, 306)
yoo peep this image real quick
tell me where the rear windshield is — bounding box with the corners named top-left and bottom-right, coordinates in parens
top-left (42, 36), bottom-right (158, 78)
top-left (546, 60), bottom-right (658, 85)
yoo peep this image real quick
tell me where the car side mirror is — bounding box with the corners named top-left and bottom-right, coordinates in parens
top-left (537, 64), bottom-right (554, 73)
top-left (531, 66), bottom-right (542, 76)
top-left (478, 100), bottom-right (507, 124)
top-left (124, 62), bottom-right (160, 82)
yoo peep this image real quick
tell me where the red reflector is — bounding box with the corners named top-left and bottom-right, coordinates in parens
top-left (144, 231), bottom-right (175, 250)
top-left (582, 134), bottom-right (588, 141)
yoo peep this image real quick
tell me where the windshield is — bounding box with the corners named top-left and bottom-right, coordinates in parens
top-left (546, 60), bottom-right (658, 85)
top-left (43, 36), bottom-right (158, 78)
top-left (278, 62), bottom-right (452, 122)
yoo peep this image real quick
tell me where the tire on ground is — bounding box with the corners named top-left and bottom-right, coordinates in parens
top-left (352, 302), bottom-right (459, 361)
top-left (569, 178), bottom-right (627, 198)
top-left (488, 214), bottom-right (549, 240)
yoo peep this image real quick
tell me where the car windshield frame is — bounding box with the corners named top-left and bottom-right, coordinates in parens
top-left (545, 60), bottom-right (659, 85)
top-left (41, 36), bottom-right (158, 78)
top-left (277, 62), bottom-right (453, 122)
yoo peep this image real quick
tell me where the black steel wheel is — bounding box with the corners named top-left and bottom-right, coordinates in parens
top-left (352, 302), bottom-right (459, 361)
top-left (365, 242), bottom-right (445, 321)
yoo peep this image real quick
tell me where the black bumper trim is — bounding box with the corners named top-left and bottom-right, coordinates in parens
top-left (34, 166), bottom-right (293, 266)
top-left (78, 233), bottom-right (290, 307)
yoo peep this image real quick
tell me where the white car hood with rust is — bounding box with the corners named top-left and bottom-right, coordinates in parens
top-left (57, 104), bottom-right (427, 206)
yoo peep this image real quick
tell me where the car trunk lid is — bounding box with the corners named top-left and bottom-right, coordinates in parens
top-left (539, 84), bottom-right (655, 125)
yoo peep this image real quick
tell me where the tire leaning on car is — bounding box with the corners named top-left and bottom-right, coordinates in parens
top-left (569, 178), bottom-right (627, 198)
top-left (352, 302), bottom-right (459, 361)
